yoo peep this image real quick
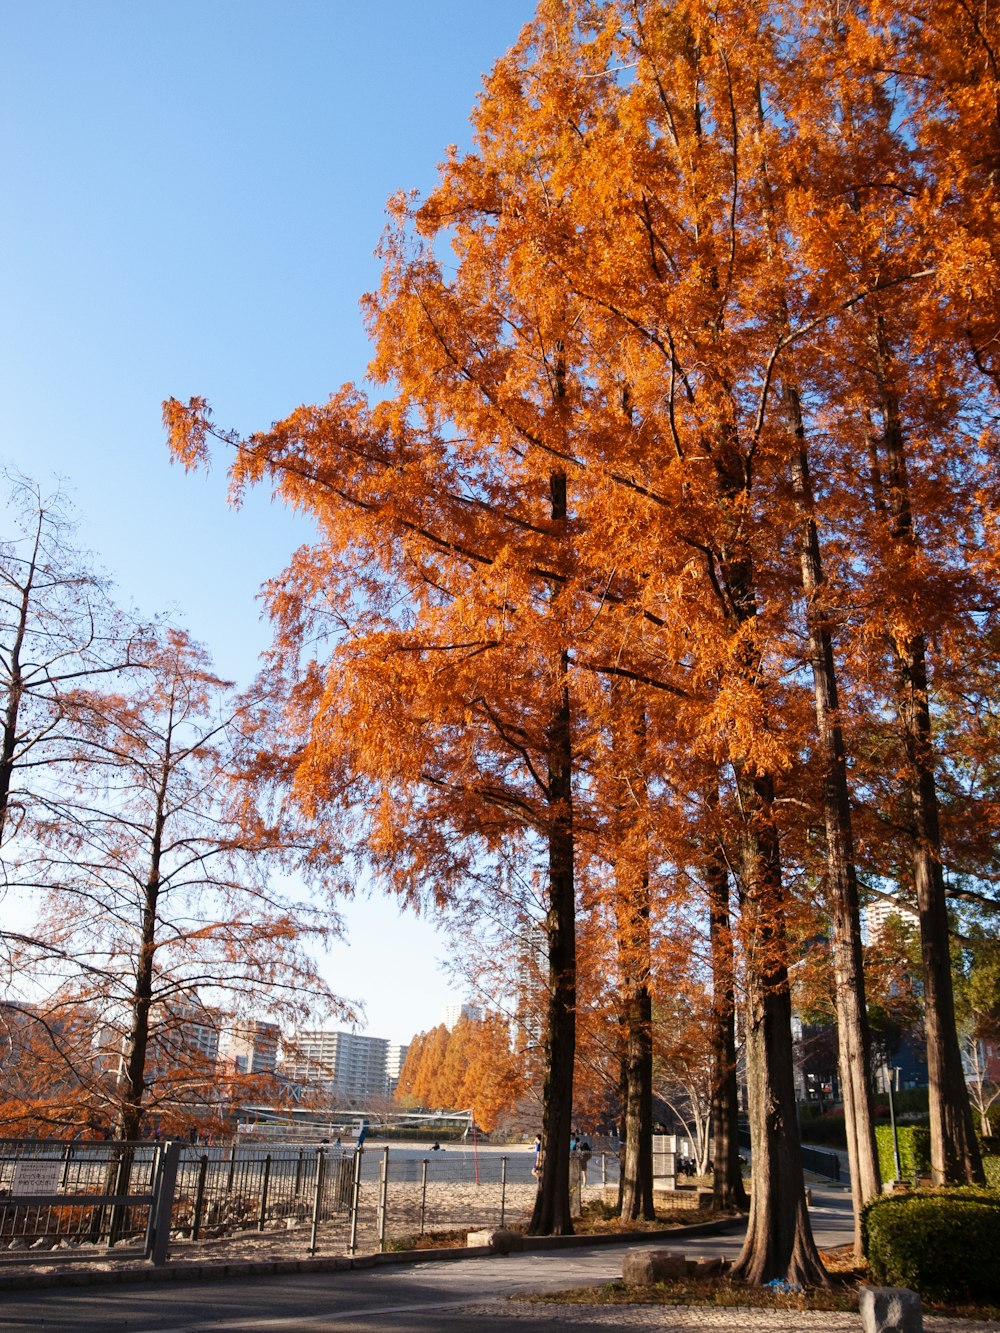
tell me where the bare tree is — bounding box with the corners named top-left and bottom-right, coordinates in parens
top-left (14, 628), bottom-right (348, 1138)
top-left (0, 473), bottom-right (136, 856)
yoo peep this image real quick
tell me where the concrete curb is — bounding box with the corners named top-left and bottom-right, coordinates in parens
top-left (0, 1215), bottom-right (747, 1292)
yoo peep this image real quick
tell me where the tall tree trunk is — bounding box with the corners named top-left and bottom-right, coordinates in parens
top-left (529, 467), bottom-right (577, 1236)
top-left (615, 1039), bottom-right (627, 1214)
top-left (706, 833), bottom-right (749, 1212)
top-left (614, 698), bottom-right (655, 1222)
top-left (730, 768), bottom-right (827, 1286)
top-left (786, 385), bottom-right (881, 1247)
top-left (115, 749), bottom-right (170, 1142)
top-left (711, 451), bottom-right (826, 1285)
top-left (617, 909), bottom-right (655, 1221)
top-left (754, 81), bottom-right (879, 1238)
top-left (871, 328), bottom-right (985, 1187)
top-left (529, 664), bottom-right (576, 1234)
top-left (116, 874), bottom-right (159, 1142)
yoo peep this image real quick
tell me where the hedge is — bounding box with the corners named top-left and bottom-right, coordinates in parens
top-left (875, 1124), bottom-right (930, 1184)
top-left (798, 1113), bottom-right (847, 1148)
top-left (861, 1189), bottom-right (1000, 1302)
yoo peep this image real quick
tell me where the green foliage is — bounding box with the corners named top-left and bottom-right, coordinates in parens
top-left (888, 1088), bottom-right (930, 1117)
top-left (797, 1110), bottom-right (847, 1147)
top-left (983, 1156), bottom-right (1000, 1188)
top-left (861, 1190), bottom-right (1000, 1302)
top-left (875, 1124), bottom-right (930, 1184)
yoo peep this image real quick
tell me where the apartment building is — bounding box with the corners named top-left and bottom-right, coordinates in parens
top-left (280, 1029), bottom-right (389, 1099)
top-left (220, 1020), bottom-right (280, 1075)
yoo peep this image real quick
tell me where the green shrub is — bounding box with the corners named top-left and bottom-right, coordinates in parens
top-left (797, 1112), bottom-right (847, 1148)
top-left (874, 1087), bottom-right (938, 1119)
top-left (861, 1190), bottom-right (1000, 1302)
top-left (875, 1124), bottom-right (930, 1184)
top-left (983, 1155), bottom-right (1000, 1188)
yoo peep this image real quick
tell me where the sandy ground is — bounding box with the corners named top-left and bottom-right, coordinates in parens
top-left (0, 1176), bottom-right (542, 1278)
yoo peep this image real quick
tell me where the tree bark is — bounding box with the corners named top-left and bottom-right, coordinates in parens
top-left (786, 385), bottom-right (881, 1247)
top-left (529, 468), bottom-right (577, 1236)
top-left (115, 746), bottom-right (170, 1142)
top-left (710, 445), bottom-right (826, 1285)
top-left (754, 77), bottom-right (879, 1240)
top-left (115, 876), bottom-right (159, 1142)
top-left (614, 699), bottom-right (655, 1222)
top-left (706, 837), bottom-right (749, 1212)
top-left (871, 329), bottom-right (985, 1187)
top-left (729, 770), bottom-right (828, 1287)
top-left (618, 940), bottom-right (655, 1221)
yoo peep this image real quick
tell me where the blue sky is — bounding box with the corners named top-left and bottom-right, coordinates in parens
top-left (2, 0), bottom-right (535, 1044)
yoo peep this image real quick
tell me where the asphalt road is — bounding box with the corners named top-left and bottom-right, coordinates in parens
top-left (0, 1186), bottom-right (856, 1333)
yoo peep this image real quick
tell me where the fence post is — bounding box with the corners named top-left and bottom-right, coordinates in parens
top-left (499, 1155), bottom-right (508, 1228)
top-left (258, 1154), bottom-right (272, 1232)
top-left (308, 1146), bottom-right (326, 1256)
top-left (226, 1142), bottom-right (237, 1195)
top-left (601, 1152), bottom-right (607, 1188)
top-left (294, 1148), bottom-right (304, 1197)
top-left (376, 1146), bottom-right (389, 1252)
top-left (419, 1159), bottom-right (428, 1236)
top-left (347, 1147), bottom-right (363, 1254)
top-left (107, 1142), bottom-right (136, 1249)
top-left (60, 1140), bottom-right (74, 1189)
top-left (147, 1140), bottom-right (182, 1266)
top-left (143, 1143), bottom-right (163, 1258)
top-left (191, 1153), bottom-right (209, 1240)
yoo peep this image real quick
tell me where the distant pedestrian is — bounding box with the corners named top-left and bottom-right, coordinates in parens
top-left (356, 1123), bottom-right (367, 1151)
top-left (532, 1134), bottom-right (542, 1176)
top-left (580, 1140), bottom-right (591, 1187)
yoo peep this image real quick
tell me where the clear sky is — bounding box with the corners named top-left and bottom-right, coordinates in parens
top-left (1, 0), bottom-right (535, 1045)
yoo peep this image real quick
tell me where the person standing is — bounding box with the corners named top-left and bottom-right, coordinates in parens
top-left (579, 1140), bottom-right (591, 1187)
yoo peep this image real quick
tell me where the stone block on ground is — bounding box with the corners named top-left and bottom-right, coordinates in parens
top-left (466, 1228), bottom-right (523, 1253)
top-left (692, 1255), bottom-right (728, 1278)
top-left (621, 1249), bottom-right (689, 1285)
top-left (859, 1285), bottom-right (923, 1333)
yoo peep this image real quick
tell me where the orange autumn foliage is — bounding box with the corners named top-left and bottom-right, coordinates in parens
top-left (165, 0), bottom-right (1000, 1263)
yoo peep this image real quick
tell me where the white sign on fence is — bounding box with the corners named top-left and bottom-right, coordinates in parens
top-left (11, 1159), bottom-right (61, 1196)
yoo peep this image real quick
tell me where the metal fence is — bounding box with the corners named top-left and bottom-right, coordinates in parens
top-left (164, 1144), bottom-right (549, 1257)
top-left (736, 1126), bottom-right (842, 1182)
top-left (0, 1140), bottom-right (615, 1267)
top-left (0, 1138), bottom-right (161, 1256)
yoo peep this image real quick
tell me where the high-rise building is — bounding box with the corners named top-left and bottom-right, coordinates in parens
top-left (280, 1030), bottom-right (389, 1099)
top-left (442, 1003), bottom-right (481, 1031)
top-left (386, 1042), bottom-right (409, 1087)
top-left (220, 1020), bottom-right (279, 1075)
top-left (515, 921), bottom-right (547, 1048)
top-left (173, 1003), bottom-right (221, 1064)
top-left (865, 897), bottom-right (920, 944)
